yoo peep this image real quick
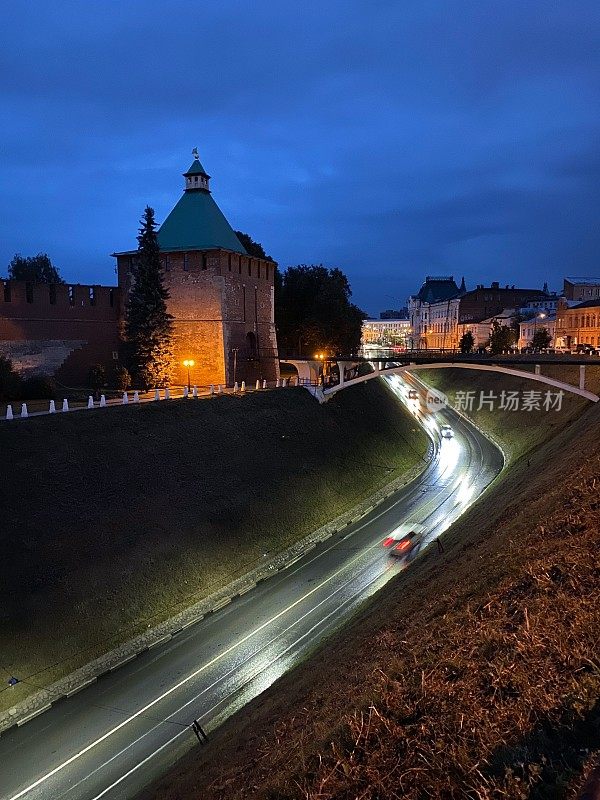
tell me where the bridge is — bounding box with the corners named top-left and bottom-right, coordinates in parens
top-left (282, 354), bottom-right (600, 403)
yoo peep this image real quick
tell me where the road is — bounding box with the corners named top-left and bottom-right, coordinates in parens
top-left (0, 373), bottom-right (504, 800)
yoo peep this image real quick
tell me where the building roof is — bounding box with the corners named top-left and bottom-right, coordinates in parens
top-left (157, 190), bottom-right (247, 254)
top-left (564, 277), bottom-right (600, 286)
top-left (412, 276), bottom-right (461, 304)
top-left (572, 298), bottom-right (600, 309)
top-left (184, 158), bottom-right (209, 177)
top-left (113, 156), bottom-right (249, 256)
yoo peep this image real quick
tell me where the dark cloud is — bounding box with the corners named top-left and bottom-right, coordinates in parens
top-left (1, 0), bottom-right (599, 314)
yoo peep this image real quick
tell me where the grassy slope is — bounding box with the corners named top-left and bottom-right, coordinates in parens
top-left (138, 371), bottom-right (600, 800)
top-left (0, 383), bottom-right (427, 711)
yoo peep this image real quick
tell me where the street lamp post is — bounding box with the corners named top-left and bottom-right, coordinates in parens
top-left (183, 359), bottom-right (194, 392)
top-left (533, 312), bottom-right (546, 348)
top-left (231, 348), bottom-right (238, 386)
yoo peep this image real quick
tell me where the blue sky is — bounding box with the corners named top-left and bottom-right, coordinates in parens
top-left (1, 0), bottom-right (599, 315)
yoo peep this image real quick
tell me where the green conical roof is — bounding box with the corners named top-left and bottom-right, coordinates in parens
top-left (157, 190), bottom-right (247, 254)
top-left (184, 158), bottom-right (209, 176)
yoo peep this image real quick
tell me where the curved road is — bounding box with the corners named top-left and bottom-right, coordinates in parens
top-left (0, 374), bottom-right (504, 800)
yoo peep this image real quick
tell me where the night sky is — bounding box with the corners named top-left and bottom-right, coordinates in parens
top-left (2, 1), bottom-right (599, 316)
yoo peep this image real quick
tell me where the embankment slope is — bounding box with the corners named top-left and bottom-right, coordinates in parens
top-left (0, 383), bottom-right (427, 711)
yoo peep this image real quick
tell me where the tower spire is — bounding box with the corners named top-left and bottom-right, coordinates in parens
top-left (183, 151), bottom-right (210, 192)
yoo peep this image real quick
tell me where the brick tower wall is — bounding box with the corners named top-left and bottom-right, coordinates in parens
top-left (117, 249), bottom-right (279, 387)
top-left (0, 280), bottom-right (121, 385)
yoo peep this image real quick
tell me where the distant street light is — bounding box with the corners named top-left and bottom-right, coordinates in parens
top-left (183, 359), bottom-right (194, 392)
top-left (533, 312), bottom-right (546, 345)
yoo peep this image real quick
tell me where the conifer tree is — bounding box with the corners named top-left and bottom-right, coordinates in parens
top-left (124, 207), bottom-right (174, 388)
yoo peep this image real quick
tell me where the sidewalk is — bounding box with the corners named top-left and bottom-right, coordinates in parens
top-left (1, 379), bottom-right (293, 422)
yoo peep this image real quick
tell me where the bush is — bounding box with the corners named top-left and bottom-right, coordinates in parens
top-left (20, 375), bottom-right (56, 400)
top-left (88, 364), bottom-right (107, 393)
top-left (0, 356), bottom-right (22, 401)
top-left (109, 364), bottom-right (131, 391)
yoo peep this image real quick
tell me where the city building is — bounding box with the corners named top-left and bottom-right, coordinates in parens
top-left (459, 308), bottom-right (517, 350)
top-left (563, 277), bottom-right (600, 302)
top-left (518, 312), bottom-right (556, 349)
top-left (361, 318), bottom-right (411, 346)
top-left (409, 277), bottom-right (547, 350)
top-left (408, 276), bottom-right (464, 349)
top-left (555, 299), bottom-right (600, 349)
top-left (379, 308), bottom-right (407, 320)
top-left (0, 154), bottom-right (279, 387)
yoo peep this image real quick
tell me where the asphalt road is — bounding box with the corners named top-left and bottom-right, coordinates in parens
top-left (0, 374), bottom-right (504, 800)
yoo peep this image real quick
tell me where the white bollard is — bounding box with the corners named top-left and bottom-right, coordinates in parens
top-left (241, 381), bottom-right (246, 392)
top-left (233, 381), bottom-right (239, 393)
top-left (154, 388), bottom-right (160, 401)
top-left (6, 405), bottom-right (13, 420)
top-left (49, 400), bottom-right (56, 413)
top-left (210, 384), bottom-right (214, 396)
top-left (281, 378), bottom-right (287, 387)
top-left (21, 403), bottom-right (28, 418)
top-left (122, 391), bottom-right (129, 405)
top-left (133, 390), bottom-right (139, 403)
top-left (100, 395), bottom-right (106, 407)
top-left (218, 384), bottom-right (223, 394)
top-left (192, 385), bottom-right (198, 398)
top-left (165, 387), bottom-right (170, 400)
top-left (88, 396), bottom-right (94, 409)
top-left (62, 399), bottom-right (69, 412)
top-left (256, 379), bottom-right (260, 390)
top-left (262, 379), bottom-right (267, 389)
top-left (276, 378), bottom-right (280, 388)
top-left (183, 386), bottom-right (189, 398)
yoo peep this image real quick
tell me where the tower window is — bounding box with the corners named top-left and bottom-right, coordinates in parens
top-left (228, 253), bottom-right (232, 271)
top-left (3, 281), bottom-right (11, 302)
top-left (49, 284), bottom-right (57, 305)
top-left (164, 255), bottom-right (170, 272)
top-left (89, 286), bottom-right (96, 306)
top-left (26, 282), bottom-right (34, 303)
top-left (265, 264), bottom-right (269, 281)
top-left (68, 285), bottom-right (75, 306)
top-left (248, 259), bottom-right (252, 277)
top-left (238, 256), bottom-right (242, 275)
top-left (183, 253), bottom-right (189, 271)
top-left (202, 254), bottom-right (207, 270)
top-left (109, 288), bottom-right (115, 307)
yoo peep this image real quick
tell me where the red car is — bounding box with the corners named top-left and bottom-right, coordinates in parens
top-left (382, 528), bottom-right (423, 557)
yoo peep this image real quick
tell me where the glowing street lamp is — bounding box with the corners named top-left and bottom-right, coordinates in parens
top-left (183, 359), bottom-right (194, 392)
top-left (533, 312), bottom-right (546, 345)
